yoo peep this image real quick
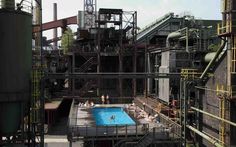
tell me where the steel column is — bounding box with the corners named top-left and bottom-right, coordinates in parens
top-left (119, 12), bottom-right (123, 98)
top-left (144, 39), bottom-right (148, 98)
top-left (97, 12), bottom-right (101, 96)
top-left (132, 11), bottom-right (137, 97)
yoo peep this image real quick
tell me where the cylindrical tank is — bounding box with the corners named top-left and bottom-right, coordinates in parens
top-left (0, 9), bottom-right (32, 135)
top-left (204, 52), bottom-right (216, 63)
top-left (1, 0), bottom-right (15, 9)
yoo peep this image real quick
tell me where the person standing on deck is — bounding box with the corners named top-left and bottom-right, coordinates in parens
top-left (101, 94), bottom-right (105, 104)
top-left (106, 94), bottom-right (110, 104)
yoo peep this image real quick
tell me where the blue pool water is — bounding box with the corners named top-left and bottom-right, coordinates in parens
top-left (92, 107), bottom-right (135, 126)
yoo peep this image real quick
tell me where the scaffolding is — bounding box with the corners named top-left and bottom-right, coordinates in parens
top-left (31, 67), bottom-right (43, 146)
top-left (180, 68), bottom-right (199, 147)
top-left (217, 84), bottom-right (227, 146)
top-left (232, 37), bottom-right (236, 74)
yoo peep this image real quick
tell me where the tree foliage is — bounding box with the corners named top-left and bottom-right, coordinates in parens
top-left (207, 43), bottom-right (221, 52)
top-left (61, 27), bottom-right (75, 54)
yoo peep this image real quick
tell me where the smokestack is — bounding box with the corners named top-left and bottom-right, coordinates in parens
top-left (53, 3), bottom-right (58, 50)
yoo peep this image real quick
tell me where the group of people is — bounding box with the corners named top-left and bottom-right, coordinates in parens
top-left (78, 94), bottom-right (110, 107)
top-left (101, 94), bottom-right (110, 104)
top-left (78, 100), bottom-right (94, 107)
top-left (137, 111), bottom-right (158, 122)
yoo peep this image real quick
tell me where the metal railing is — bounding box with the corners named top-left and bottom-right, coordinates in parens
top-left (158, 113), bottom-right (181, 138)
top-left (232, 47), bottom-right (236, 73)
top-left (0, 0), bottom-right (32, 13)
top-left (181, 68), bottom-right (200, 80)
top-left (134, 126), bottom-right (169, 146)
top-left (75, 57), bottom-right (97, 72)
top-left (137, 13), bottom-right (174, 40)
top-left (217, 20), bottom-right (236, 35)
top-left (133, 98), bottom-right (181, 138)
top-left (68, 123), bottom-right (150, 141)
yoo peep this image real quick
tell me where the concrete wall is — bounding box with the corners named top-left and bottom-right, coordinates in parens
top-left (159, 51), bottom-right (170, 103)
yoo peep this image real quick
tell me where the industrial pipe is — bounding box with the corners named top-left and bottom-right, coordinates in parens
top-left (186, 125), bottom-right (222, 147)
top-left (200, 39), bottom-right (226, 80)
top-left (191, 107), bottom-right (236, 127)
top-left (166, 32), bottom-right (182, 47)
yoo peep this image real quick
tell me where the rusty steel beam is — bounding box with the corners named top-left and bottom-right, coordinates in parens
top-left (33, 16), bottom-right (77, 33)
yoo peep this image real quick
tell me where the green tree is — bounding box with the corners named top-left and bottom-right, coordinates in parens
top-left (61, 27), bottom-right (75, 54)
top-left (207, 43), bottom-right (220, 52)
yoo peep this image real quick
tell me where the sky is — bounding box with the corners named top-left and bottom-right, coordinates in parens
top-left (38, 0), bottom-right (221, 40)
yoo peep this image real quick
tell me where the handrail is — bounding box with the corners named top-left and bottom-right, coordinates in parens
top-left (68, 123), bottom-right (151, 140)
top-left (135, 127), bottom-right (153, 145)
top-left (76, 57), bottom-right (97, 72)
top-left (137, 13), bottom-right (174, 40)
top-left (138, 13), bottom-right (174, 35)
top-left (217, 20), bottom-right (236, 35)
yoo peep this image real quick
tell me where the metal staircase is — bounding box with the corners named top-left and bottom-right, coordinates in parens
top-left (75, 57), bottom-right (97, 72)
top-left (77, 80), bottom-right (97, 96)
top-left (134, 127), bottom-right (169, 147)
top-left (134, 132), bottom-right (153, 147)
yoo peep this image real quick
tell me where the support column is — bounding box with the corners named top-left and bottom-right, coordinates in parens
top-left (180, 80), bottom-right (187, 147)
top-left (69, 141), bottom-right (72, 147)
top-left (132, 11), bottom-right (137, 97)
top-left (119, 14), bottom-right (123, 98)
top-left (154, 54), bottom-right (158, 95)
top-left (133, 46), bottom-right (137, 97)
top-left (119, 48), bottom-right (123, 98)
top-left (147, 52), bottom-right (152, 95)
top-left (72, 53), bottom-right (75, 94)
top-left (97, 14), bottom-right (101, 96)
top-left (144, 39), bottom-right (148, 98)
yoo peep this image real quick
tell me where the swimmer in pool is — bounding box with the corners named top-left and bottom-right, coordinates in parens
top-left (110, 115), bottom-right (115, 121)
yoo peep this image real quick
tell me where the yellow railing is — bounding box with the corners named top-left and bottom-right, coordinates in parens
top-left (181, 69), bottom-right (199, 80)
top-left (217, 21), bottom-right (232, 35)
top-left (31, 68), bottom-right (42, 125)
top-left (232, 47), bottom-right (236, 73)
top-left (217, 84), bottom-right (226, 146)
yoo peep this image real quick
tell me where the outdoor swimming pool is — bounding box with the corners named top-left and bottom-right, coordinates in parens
top-left (92, 107), bottom-right (135, 126)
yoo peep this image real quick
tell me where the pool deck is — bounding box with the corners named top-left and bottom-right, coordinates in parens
top-left (72, 104), bottom-right (158, 126)
top-left (68, 103), bottom-right (169, 141)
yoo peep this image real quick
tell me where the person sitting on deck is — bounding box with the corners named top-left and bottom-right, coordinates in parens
top-left (84, 100), bottom-right (90, 107)
top-left (90, 101), bottom-right (94, 107)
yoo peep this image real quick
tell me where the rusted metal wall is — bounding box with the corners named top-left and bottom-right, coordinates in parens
top-left (202, 55), bottom-right (230, 146)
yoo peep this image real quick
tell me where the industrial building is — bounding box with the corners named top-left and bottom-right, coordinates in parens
top-left (0, 0), bottom-right (236, 147)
